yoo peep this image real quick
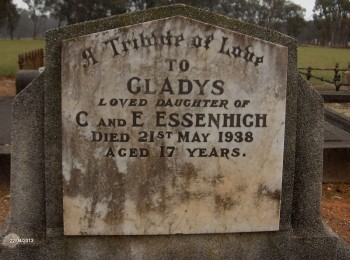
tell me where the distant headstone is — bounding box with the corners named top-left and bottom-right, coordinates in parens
top-left (343, 71), bottom-right (350, 85)
top-left (1, 5), bottom-right (350, 259)
top-left (61, 16), bottom-right (287, 235)
top-left (15, 70), bottom-right (40, 94)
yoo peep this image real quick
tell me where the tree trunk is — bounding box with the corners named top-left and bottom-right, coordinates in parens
top-left (33, 19), bottom-right (37, 39)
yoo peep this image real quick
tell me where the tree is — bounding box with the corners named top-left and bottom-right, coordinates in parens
top-left (237, 0), bottom-right (262, 24)
top-left (284, 1), bottom-right (306, 37)
top-left (46, 0), bottom-right (127, 25)
top-left (313, 0), bottom-right (350, 46)
top-left (0, 0), bottom-right (20, 39)
top-left (255, 0), bottom-right (287, 29)
top-left (215, 0), bottom-right (306, 35)
top-left (44, 0), bottom-right (307, 37)
top-left (0, 2), bottom-right (7, 28)
top-left (23, 0), bottom-right (47, 39)
top-left (6, 3), bottom-right (20, 39)
top-left (125, 0), bottom-right (156, 10)
top-left (125, 0), bottom-right (222, 11)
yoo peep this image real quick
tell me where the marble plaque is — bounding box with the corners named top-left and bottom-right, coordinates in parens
top-left (62, 16), bottom-right (288, 235)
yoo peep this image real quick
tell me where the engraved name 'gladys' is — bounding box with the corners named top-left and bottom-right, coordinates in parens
top-left (126, 77), bottom-right (224, 95)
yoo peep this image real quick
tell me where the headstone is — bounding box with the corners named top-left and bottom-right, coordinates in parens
top-left (61, 16), bottom-right (287, 236)
top-left (15, 70), bottom-right (40, 94)
top-left (1, 5), bottom-right (350, 259)
top-left (343, 70), bottom-right (350, 85)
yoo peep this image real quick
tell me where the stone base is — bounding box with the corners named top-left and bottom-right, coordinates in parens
top-left (1, 230), bottom-right (349, 259)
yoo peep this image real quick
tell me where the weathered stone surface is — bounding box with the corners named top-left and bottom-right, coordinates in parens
top-left (10, 74), bottom-right (46, 239)
top-left (0, 97), bottom-right (13, 154)
top-left (62, 16), bottom-right (287, 235)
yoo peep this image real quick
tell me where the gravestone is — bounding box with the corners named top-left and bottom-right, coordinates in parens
top-left (15, 70), bottom-right (40, 94)
top-left (1, 5), bottom-right (350, 259)
top-left (62, 16), bottom-right (286, 236)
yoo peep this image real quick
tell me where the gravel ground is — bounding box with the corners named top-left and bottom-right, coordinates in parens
top-left (0, 77), bottom-right (15, 96)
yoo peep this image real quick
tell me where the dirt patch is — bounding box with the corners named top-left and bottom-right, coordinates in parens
top-left (322, 183), bottom-right (350, 244)
top-left (0, 155), bottom-right (10, 228)
top-left (0, 187), bottom-right (10, 227)
top-left (0, 77), bottom-right (15, 96)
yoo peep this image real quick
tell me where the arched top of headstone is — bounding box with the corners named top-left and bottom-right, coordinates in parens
top-left (46, 4), bottom-right (296, 48)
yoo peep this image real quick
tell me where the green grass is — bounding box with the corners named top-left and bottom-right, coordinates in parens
top-left (0, 39), bottom-right (45, 77)
top-left (298, 46), bottom-right (350, 91)
top-left (0, 40), bottom-right (349, 92)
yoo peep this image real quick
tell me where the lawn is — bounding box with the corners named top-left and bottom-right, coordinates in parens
top-left (0, 39), bottom-right (349, 92)
top-left (0, 39), bottom-right (45, 77)
top-left (298, 46), bottom-right (350, 91)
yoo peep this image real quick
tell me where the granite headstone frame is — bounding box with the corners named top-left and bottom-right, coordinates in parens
top-left (1, 5), bottom-right (350, 259)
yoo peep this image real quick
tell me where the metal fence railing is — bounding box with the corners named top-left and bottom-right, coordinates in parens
top-left (298, 63), bottom-right (350, 91)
